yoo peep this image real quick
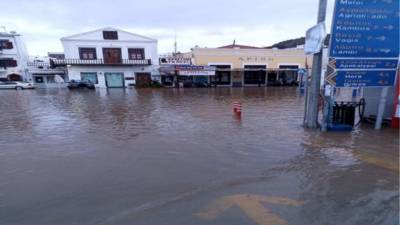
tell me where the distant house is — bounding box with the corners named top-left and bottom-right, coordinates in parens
top-left (53, 27), bottom-right (158, 88)
top-left (28, 53), bottom-right (67, 88)
top-left (0, 31), bottom-right (30, 82)
top-left (159, 52), bottom-right (193, 86)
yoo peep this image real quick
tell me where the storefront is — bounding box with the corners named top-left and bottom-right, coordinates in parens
top-left (81, 72), bottom-right (98, 84)
top-left (105, 73), bottom-right (124, 88)
top-left (243, 65), bottom-right (267, 86)
top-left (159, 65), bottom-right (216, 87)
top-left (192, 44), bottom-right (312, 87)
top-left (278, 65), bottom-right (300, 86)
top-left (32, 74), bottom-right (68, 88)
top-left (209, 65), bottom-right (231, 86)
top-left (28, 61), bottom-right (68, 88)
top-left (135, 73), bottom-right (152, 87)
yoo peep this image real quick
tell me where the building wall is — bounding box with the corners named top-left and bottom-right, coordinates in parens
top-left (67, 66), bottom-right (154, 88)
top-left (192, 48), bottom-right (312, 69)
top-left (191, 47), bottom-right (313, 87)
top-left (61, 28), bottom-right (159, 88)
top-left (362, 87), bottom-right (396, 119)
top-left (62, 40), bottom-right (158, 65)
top-left (61, 29), bottom-right (158, 65)
top-left (0, 32), bottom-right (30, 81)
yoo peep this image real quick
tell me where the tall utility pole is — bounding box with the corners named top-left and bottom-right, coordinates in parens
top-left (305, 0), bottom-right (328, 129)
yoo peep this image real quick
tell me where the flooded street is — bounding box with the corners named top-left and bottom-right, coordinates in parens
top-left (0, 87), bottom-right (398, 225)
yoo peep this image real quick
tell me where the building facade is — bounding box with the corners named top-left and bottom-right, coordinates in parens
top-left (28, 54), bottom-right (67, 88)
top-left (159, 52), bottom-right (193, 87)
top-left (192, 44), bottom-right (313, 87)
top-left (0, 31), bottom-right (30, 81)
top-left (54, 28), bottom-right (158, 88)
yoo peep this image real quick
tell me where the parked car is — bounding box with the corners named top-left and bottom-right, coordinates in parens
top-left (193, 81), bottom-right (209, 88)
top-left (283, 78), bottom-right (299, 86)
top-left (67, 80), bottom-right (95, 90)
top-left (0, 81), bottom-right (35, 90)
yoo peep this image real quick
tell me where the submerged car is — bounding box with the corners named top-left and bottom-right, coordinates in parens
top-left (0, 81), bottom-right (35, 90)
top-left (193, 81), bottom-right (209, 88)
top-left (67, 80), bottom-right (95, 90)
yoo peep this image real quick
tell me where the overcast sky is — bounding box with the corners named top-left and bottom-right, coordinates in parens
top-left (1, 0), bottom-right (335, 56)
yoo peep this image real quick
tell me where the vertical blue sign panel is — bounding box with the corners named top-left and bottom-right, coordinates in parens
top-left (330, 0), bottom-right (400, 58)
top-left (329, 0), bottom-right (400, 87)
top-left (335, 59), bottom-right (399, 70)
top-left (336, 70), bottom-right (397, 87)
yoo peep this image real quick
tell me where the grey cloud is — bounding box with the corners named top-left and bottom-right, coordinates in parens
top-left (1, 0), bottom-right (334, 55)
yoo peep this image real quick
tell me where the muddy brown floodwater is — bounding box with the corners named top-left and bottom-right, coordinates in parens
top-left (0, 87), bottom-right (398, 225)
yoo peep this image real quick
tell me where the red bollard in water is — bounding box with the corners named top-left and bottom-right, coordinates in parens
top-left (233, 102), bottom-right (242, 115)
top-left (233, 101), bottom-right (239, 112)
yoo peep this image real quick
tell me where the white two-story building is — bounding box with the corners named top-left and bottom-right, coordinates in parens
top-left (0, 31), bottom-right (30, 81)
top-left (54, 27), bottom-right (158, 88)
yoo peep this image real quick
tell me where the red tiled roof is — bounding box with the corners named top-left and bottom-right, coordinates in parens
top-left (218, 44), bottom-right (261, 49)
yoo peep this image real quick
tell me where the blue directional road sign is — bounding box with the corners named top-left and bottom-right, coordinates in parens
top-left (335, 70), bottom-right (397, 87)
top-left (327, 0), bottom-right (400, 87)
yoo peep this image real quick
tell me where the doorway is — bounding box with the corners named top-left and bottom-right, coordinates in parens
top-left (210, 65), bottom-right (231, 86)
top-left (103, 48), bottom-right (122, 64)
top-left (105, 73), bottom-right (124, 88)
top-left (135, 73), bottom-right (152, 87)
top-left (244, 65), bottom-right (266, 86)
top-left (8, 74), bottom-right (22, 81)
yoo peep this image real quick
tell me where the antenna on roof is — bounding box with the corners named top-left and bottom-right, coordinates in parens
top-left (174, 30), bottom-right (177, 54)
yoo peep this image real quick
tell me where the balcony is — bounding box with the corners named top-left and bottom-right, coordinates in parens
top-left (0, 41), bottom-right (13, 50)
top-left (0, 59), bottom-right (17, 68)
top-left (27, 61), bottom-right (66, 74)
top-left (51, 59), bottom-right (152, 66)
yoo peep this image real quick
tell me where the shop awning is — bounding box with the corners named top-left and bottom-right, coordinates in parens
top-left (159, 65), bottom-right (216, 76)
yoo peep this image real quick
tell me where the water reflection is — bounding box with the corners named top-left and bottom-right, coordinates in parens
top-left (288, 130), bottom-right (399, 225)
top-left (0, 88), bottom-right (398, 225)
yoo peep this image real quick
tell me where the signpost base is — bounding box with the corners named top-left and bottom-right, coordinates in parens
top-left (375, 87), bottom-right (389, 130)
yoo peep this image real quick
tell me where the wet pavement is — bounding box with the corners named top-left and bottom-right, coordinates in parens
top-left (0, 87), bottom-right (398, 225)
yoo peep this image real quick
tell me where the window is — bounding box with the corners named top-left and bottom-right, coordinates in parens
top-left (103, 31), bottom-right (118, 40)
top-left (103, 48), bottom-right (122, 64)
top-left (48, 53), bottom-right (65, 59)
top-left (210, 65), bottom-right (231, 85)
top-left (35, 77), bottom-right (44, 83)
top-left (81, 73), bottom-right (98, 84)
top-left (0, 40), bottom-right (13, 49)
top-left (47, 76), bottom-right (55, 83)
top-left (128, 48), bottom-right (145, 60)
top-left (0, 59), bottom-right (17, 67)
top-left (79, 48), bottom-right (97, 60)
top-left (244, 65), bottom-right (266, 85)
top-left (279, 65), bottom-right (299, 85)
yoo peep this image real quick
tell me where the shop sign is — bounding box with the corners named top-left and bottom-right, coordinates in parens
top-left (176, 65), bottom-right (216, 76)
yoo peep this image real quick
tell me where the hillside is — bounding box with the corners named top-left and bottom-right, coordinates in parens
top-left (266, 35), bottom-right (330, 49)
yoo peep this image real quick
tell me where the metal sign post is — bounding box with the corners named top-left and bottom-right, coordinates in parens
top-left (305, 0), bottom-right (328, 129)
top-left (375, 87), bottom-right (390, 129)
top-left (325, 0), bottom-right (400, 130)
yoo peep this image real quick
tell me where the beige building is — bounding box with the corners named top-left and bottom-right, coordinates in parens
top-left (192, 44), bottom-right (313, 87)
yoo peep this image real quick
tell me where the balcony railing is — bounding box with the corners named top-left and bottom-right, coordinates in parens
top-left (27, 61), bottom-right (51, 67)
top-left (51, 59), bottom-right (152, 66)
